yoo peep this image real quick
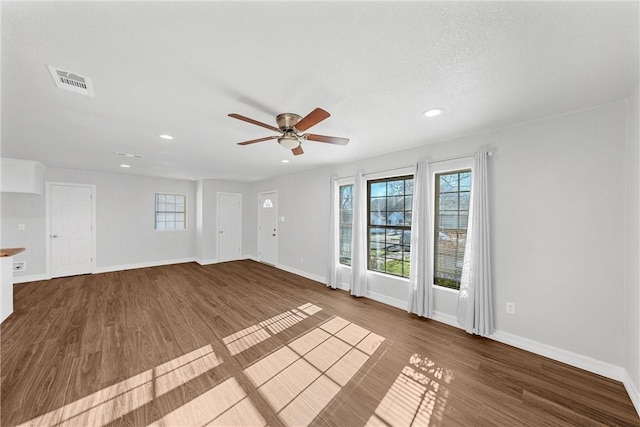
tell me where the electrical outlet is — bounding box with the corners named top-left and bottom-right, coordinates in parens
top-left (506, 302), bottom-right (516, 315)
top-left (13, 261), bottom-right (26, 272)
top-left (18, 224), bottom-right (25, 231)
top-left (300, 256), bottom-right (304, 263)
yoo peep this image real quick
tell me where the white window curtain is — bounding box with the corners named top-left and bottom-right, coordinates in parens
top-left (457, 148), bottom-right (493, 336)
top-left (326, 175), bottom-right (339, 289)
top-left (407, 159), bottom-right (433, 318)
top-left (351, 170), bottom-right (368, 297)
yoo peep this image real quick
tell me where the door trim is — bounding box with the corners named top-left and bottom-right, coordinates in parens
top-left (45, 182), bottom-right (97, 279)
top-left (257, 190), bottom-right (278, 266)
top-left (216, 192), bottom-right (243, 263)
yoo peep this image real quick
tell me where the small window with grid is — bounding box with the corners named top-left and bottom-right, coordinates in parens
top-left (155, 193), bottom-right (186, 230)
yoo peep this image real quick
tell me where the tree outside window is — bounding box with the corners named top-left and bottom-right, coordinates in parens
top-left (367, 176), bottom-right (413, 278)
top-left (434, 170), bottom-right (471, 289)
top-left (339, 184), bottom-right (353, 266)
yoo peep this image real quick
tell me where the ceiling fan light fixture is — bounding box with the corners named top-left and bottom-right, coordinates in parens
top-left (278, 135), bottom-right (300, 150)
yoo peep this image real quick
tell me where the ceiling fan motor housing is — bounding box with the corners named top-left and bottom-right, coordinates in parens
top-left (276, 113), bottom-right (302, 132)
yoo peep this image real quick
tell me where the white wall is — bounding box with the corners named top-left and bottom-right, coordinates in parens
top-left (1, 168), bottom-right (198, 278)
top-left (244, 101), bottom-right (629, 370)
top-left (1, 192), bottom-right (46, 278)
top-left (245, 168), bottom-right (331, 281)
top-left (625, 82), bottom-right (640, 410)
top-left (195, 179), bottom-right (248, 264)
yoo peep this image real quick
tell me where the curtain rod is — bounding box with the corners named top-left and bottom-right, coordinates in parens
top-left (335, 150), bottom-right (494, 180)
top-left (364, 164), bottom-right (414, 177)
top-left (429, 151), bottom-right (494, 165)
top-left (428, 153), bottom-right (473, 165)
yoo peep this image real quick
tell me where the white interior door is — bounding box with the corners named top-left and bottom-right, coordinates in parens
top-left (49, 184), bottom-right (94, 278)
top-left (258, 191), bottom-right (278, 266)
top-left (217, 192), bottom-right (242, 263)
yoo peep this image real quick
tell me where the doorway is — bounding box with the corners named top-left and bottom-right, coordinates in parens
top-left (217, 192), bottom-right (242, 263)
top-left (46, 183), bottom-right (96, 278)
top-left (258, 191), bottom-right (278, 266)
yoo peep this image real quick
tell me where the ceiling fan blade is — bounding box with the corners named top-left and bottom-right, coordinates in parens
top-left (292, 145), bottom-right (304, 156)
top-left (294, 108), bottom-right (330, 132)
top-left (228, 113), bottom-right (281, 133)
top-left (304, 133), bottom-right (349, 145)
top-left (237, 136), bottom-right (278, 145)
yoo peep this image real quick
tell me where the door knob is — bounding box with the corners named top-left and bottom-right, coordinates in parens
top-left (51, 234), bottom-right (58, 238)
top-left (219, 230), bottom-right (224, 234)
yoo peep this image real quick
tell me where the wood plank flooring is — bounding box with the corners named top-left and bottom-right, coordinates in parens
top-left (1, 260), bottom-right (638, 426)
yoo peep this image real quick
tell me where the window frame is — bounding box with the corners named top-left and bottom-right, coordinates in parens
top-left (154, 192), bottom-right (188, 231)
top-left (367, 174), bottom-right (414, 279)
top-left (430, 157), bottom-right (473, 291)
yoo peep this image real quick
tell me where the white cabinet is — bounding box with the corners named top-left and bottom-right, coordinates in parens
top-left (1, 257), bottom-right (14, 324)
top-left (0, 249), bottom-right (25, 324)
top-left (1, 158), bottom-right (45, 194)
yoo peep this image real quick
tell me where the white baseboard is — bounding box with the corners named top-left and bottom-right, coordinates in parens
top-left (431, 310), bottom-right (460, 328)
top-left (622, 370), bottom-right (640, 416)
top-left (195, 258), bottom-right (218, 265)
top-left (276, 263), bottom-right (326, 284)
top-left (94, 257), bottom-right (196, 274)
top-left (365, 290), bottom-right (407, 311)
top-left (197, 257), bottom-right (256, 266)
top-left (326, 282), bottom-right (351, 292)
top-left (13, 273), bottom-right (50, 284)
top-left (490, 329), bottom-right (626, 382)
top-left (338, 282), bottom-right (350, 292)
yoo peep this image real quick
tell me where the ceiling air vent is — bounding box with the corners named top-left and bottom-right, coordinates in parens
top-left (115, 152), bottom-right (144, 160)
top-left (47, 65), bottom-right (94, 97)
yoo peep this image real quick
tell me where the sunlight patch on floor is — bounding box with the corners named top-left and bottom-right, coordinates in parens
top-left (148, 377), bottom-right (265, 427)
top-left (223, 303), bottom-right (322, 355)
top-left (17, 344), bottom-right (222, 427)
top-left (154, 345), bottom-right (223, 397)
top-left (244, 316), bottom-right (385, 427)
top-left (365, 353), bottom-right (453, 427)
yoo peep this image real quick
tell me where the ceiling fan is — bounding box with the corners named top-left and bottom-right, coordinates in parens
top-left (228, 107), bottom-right (349, 156)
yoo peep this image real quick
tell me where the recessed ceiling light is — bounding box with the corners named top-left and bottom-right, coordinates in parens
top-left (115, 151), bottom-right (143, 159)
top-left (159, 134), bottom-right (174, 140)
top-left (281, 159), bottom-right (290, 163)
top-left (423, 108), bottom-right (444, 118)
top-left (120, 164), bottom-right (131, 168)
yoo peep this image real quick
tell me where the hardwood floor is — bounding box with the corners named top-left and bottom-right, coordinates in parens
top-left (1, 260), bottom-right (638, 426)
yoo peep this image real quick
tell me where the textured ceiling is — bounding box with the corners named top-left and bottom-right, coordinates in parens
top-left (2, 1), bottom-right (638, 182)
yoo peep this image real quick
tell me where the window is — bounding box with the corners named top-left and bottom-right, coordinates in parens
top-left (155, 193), bottom-right (186, 230)
top-left (434, 170), bottom-right (471, 289)
top-left (339, 184), bottom-right (353, 266)
top-left (368, 175), bottom-right (413, 278)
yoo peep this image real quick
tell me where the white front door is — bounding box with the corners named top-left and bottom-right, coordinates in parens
top-left (217, 192), bottom-right (242, 263)
top-left (258, 191), bottom-right (278, 266)
top-left (49, 184), bottom-right (94, 278)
